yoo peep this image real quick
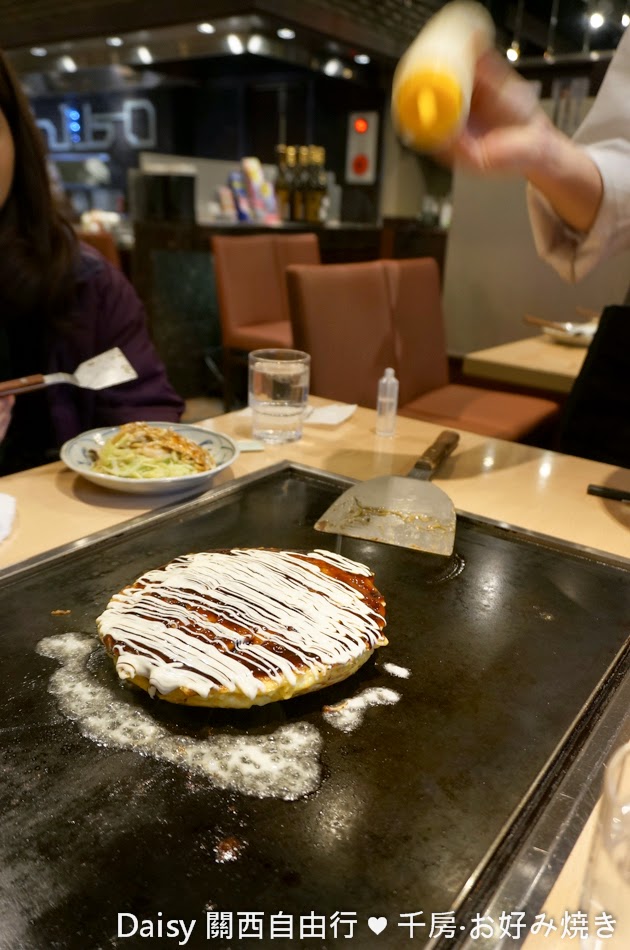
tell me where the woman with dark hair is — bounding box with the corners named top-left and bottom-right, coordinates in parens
top-left (0, 50), bottom-right (184, 474)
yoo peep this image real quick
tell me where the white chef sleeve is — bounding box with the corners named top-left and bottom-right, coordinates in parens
top-left (527, 142), bottom-right (630, 283)
top-left (527, 26), bottom-right (630, 282)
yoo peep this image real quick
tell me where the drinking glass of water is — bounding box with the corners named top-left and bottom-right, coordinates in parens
top-left (248, 349), bottom-right (310, 443)
top-left (581, 740), bottom-right (630, 948)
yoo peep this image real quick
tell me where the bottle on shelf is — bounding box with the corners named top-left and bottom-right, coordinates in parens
top-left (317, 147), bottom-right (330, 223)
top-left (274, 144), bottom-right (293, 223)
top-left (375, 367), bottom-right (399, 437)
top-left (292, 145), bottom-right (310, 223)
top-left (285, 146), bottom-right (298, 221)
top-left (305, 146), bottom-right (328, 224)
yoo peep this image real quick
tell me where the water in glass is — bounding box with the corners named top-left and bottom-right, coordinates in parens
top-left (248, 349), bottom-right (310, 443)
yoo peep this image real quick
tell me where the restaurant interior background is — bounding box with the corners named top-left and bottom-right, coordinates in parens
top-left (4, 0), bottom-right (630, 401)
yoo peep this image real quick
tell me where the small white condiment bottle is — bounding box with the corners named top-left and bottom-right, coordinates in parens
top-left (375, 367), bottom-right (399, 437)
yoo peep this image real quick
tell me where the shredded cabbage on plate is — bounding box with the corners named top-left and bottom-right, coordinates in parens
top-left (92, 423), bottom-right (215, 479)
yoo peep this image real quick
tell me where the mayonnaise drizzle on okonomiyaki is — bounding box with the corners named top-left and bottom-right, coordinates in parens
top-left (96, 548), bottom-right (387, 707)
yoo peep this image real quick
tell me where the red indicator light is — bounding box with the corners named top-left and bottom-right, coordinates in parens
top-left (354, 116), bottom-right (369, 134)
top-left (352, 154), bottom-right (369, 176)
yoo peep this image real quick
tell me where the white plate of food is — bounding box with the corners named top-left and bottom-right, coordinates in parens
top-left (60, 421), bottom-right (239, 495)
top-left (544, 321), bottom-right (599, 347)
top-left (524, 313), bottom-right (599, 347)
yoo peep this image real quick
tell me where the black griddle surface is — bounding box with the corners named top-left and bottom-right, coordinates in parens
top-left (1, 466), bottom-right (629, 950)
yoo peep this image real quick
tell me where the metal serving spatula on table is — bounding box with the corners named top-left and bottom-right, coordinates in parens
top-left (0, 348), bottom-right (138, 396)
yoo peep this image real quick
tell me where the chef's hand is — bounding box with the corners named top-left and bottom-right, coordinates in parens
top-left (438, 49), bottom-right (553, 175)
top-left (0, 395), bottom-right (15, 443)
top-left (439, 49), bottom-right (603, 234)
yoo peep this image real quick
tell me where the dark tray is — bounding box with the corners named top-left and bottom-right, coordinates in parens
top-left (1, 462), bottom-right (629, 950)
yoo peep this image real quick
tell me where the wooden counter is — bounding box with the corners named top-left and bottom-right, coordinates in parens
top-left (463, 335), bottom-right (587, 395)
top-left (2, 401), bottom-right (628, 569)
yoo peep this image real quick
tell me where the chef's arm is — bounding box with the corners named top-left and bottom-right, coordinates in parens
top-left (525, 128), bottom-right (603, 234)
top-left (444, 49), bottom-right (604, 234)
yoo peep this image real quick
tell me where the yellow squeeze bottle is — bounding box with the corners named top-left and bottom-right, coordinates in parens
top-left (391, 0), bottom-right (495, 152)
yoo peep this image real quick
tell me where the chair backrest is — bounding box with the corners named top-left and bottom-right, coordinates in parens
top-left (556, 305), bottom-right (630, 467)
top-left (383, 257), bottom-right (449, 405)
top-left (211, 233), bottom-right (320, 348)
top-left (77, 229), bottom-right (122, 269)
top-left (274, 232), bottom-right (321, 275)
top-left (286, 260), bottom-right (396, 408)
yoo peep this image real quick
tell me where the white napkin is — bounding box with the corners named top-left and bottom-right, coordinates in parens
top-left (229, 404), bottom-right (357, 428)
top-left (0, 493), bottom-right (16, 543)
top-left (304, 403), bottom-right (357, 426)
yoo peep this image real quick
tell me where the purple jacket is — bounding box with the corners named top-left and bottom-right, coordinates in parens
top-left (46, 245), bottom-right (184, 444)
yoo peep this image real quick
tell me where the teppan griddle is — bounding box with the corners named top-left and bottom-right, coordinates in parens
top-left (1, 463), bottom-right (629, 950)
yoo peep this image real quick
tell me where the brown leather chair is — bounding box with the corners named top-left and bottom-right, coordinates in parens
top-left (76, 229), bottom-right (122, 269)
top-left (212, 233), bottom-right (320, 408)
top-left (287, 260), bottom-right (396, 408)
top-left (384, 257), bottom-right (560, 440)
top-left (287, 257), bottom-right (560, 442)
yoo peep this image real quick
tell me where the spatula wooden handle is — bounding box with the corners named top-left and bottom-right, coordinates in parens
top-left (410, 430), bottom-right (459, 479)
top-left (0, 374), bottom-right (46, 395)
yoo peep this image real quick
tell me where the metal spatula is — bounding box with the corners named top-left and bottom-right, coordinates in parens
top-left (315, 430), bottom-right (459, 556)
top-left (0, 347), bottom-right (138, 396)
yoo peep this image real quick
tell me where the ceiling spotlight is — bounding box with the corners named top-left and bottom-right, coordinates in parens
top-left (30, 46), bottom-right (48, 57)
top-left (506, 41), bottom-right (520, 62)
top-left (323, 58), bottom-right (343, 77)
top-left (106, 36), bottom-right (123, 47)
top-left (354, 53), bottom-right (370, 65)
top-left (623, 12), bottom-right (630, 26)
top-left (227, 34), bottom-right (244, 54)
top-left (197, 22), bottom-right (215, 34)
top-left (589, 11), bottom-right (605, 28)
top-left (59, 55), bottom-right (77, 72)
top-left (277, 28), bottom-right (296, 40)
top-left (247, 35), bottom-right (264, 54)
top-left (136, 45), bottom-right (153, 64)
